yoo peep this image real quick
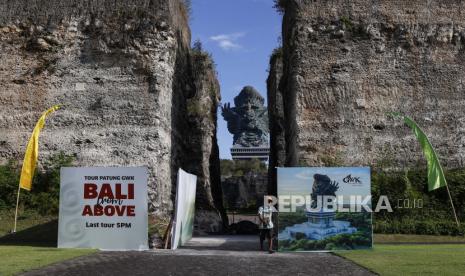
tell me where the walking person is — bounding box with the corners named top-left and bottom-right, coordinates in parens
top-left (258, 196), bottom-right (275, 254)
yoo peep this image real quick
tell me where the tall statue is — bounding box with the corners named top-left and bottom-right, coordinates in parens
top-left (221, 86), bottom-right (269, 147)
top-left (310, 174), bottom-right (339, 209)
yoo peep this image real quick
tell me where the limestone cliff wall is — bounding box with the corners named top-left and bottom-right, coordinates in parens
top-left (271, 0), bottom-right (465, 173)
top-left (180, 49), bottom-right (227, 232)
top-left (221, 173), bottom-right (267, 210)
top-left (0, 0), bottom-right (225, 230)
top-left (267, 50), bottom-right (285, 196)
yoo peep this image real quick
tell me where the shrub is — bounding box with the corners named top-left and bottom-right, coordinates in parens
top-left (372, 168), bottom-right (465, 235)
top-left (340, 16), bottom-right (353, 30)
top-left (0, 152), bottom-right (74, 215)
top-left (281, 230), bottom-right (373, 251)
top-left (220, 159), bottom-right (267, 177)
top-left (0, 160), bottom-right (20, 209)
top-left (325, 242), bottom-right (336, 250)
top-left (191, 39), bottom-right (216, 73)
top-left (271, 47), bottom-right (283, 59)
top-left (319, 151), bottom-right (344, 167)
top-left (273, 0), bottom-right (285, 14)
top-left (180, 0), bottom-right (192, 21)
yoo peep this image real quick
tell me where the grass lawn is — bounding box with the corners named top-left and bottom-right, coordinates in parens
top-left (3, 209), bottom-right (465, 275)
top-left (0, 245), bottom-right (96, 276)
top-left (374, 234), bottom-right (465, 243)
top-left (0, 210), bottom-right (95, 275)
top-left (337, 244), bottom-right (465, 275)
top-left (0, 209), bottom-right (55, 237)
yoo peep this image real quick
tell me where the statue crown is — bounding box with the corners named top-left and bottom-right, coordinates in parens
top-left (234, 86), bottom-right (265, 107)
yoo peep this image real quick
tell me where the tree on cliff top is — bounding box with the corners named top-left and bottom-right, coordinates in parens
top-left (273, 0), bottom-right (285, 14)
top-left (220, 159), bottom-right (267, 177)
top-left (181, 0), bottom-right (192, 20)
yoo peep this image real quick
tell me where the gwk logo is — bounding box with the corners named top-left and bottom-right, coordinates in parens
top-left (343, 174), bottom-right (361, 184)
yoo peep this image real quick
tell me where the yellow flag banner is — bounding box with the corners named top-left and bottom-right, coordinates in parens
top-left (19, 105), bottom-right (60, 191)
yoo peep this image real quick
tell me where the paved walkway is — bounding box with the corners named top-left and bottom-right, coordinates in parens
top-left (22, 236), bottom-right (375, 276)
top-left (182, 235), bottom-right (261, 251)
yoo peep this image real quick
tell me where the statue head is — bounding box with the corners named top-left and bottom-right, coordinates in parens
top-left (312, 174), bottom-right (339, 196)
top-left (222, 86), bottom-right (269, 147)
top-left (234, 86), bottom-right (265, 108)
top-left (233, 86), bottom-right (266, 130)
top-left (311, 174), bottom-right (339, 208)
top-left (313, 174), bottom-right (331, 186)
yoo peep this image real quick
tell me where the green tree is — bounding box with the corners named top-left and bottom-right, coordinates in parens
top-left (273, 0), bottom-right (285, 14)
top-left (0, 152), bottom-right (74, 215)
top-left (0, 160), bottom-right (20, 209)
top-left (220, 159), bottom-right (267, 177)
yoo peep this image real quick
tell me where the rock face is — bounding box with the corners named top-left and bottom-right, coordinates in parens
top-left (181, 47), bottom-right (228, 232)
top-left (270, 0), bottom-right (465, 176)
top-left (221, 173), bottom-right (267, 210)
top-left (267, 50), bottom-right (285, 196)
top-left (0, 0), bottom-right (226, 231)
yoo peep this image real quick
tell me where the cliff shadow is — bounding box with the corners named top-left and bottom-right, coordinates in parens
top-left (0, 220), bottom-right (58, 247)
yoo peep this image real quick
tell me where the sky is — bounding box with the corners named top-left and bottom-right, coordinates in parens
top-left (190, 0), bottom-right (282, 159)
top-left (277, 168), bottom-right (372, 203)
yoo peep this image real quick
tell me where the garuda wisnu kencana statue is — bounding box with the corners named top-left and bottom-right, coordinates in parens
top-left (311, 174), bottom-right (339, 209)
top-left (221, 86), bottom-right (269, 147)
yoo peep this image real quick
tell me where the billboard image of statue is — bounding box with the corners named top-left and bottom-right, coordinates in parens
top-left (277, 167), bottom-right (372, 251)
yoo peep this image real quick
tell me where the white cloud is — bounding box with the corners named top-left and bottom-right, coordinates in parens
top-left (210, 32), bottom-right (245, 51)
top-left (295, 170), bottom-right (313, 180)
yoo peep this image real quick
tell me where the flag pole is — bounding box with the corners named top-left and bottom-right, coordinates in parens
top-left (390, 112), bottom-right (461, 231)
top-left (445, 182), bottom-right (460, 229)
top-left (13, 184), bottom-right (21, 233)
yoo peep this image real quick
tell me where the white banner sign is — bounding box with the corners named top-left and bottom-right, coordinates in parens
top-left (171, 169), bottom-right (197, 249)
top-left (58, 167), bottom-right (148, 250)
